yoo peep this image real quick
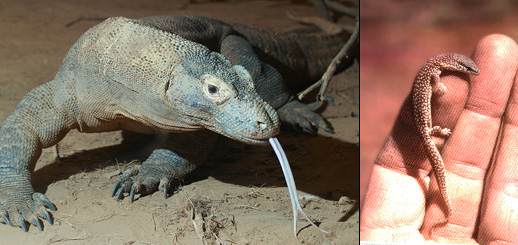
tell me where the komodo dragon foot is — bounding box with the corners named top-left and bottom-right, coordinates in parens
top-left (277, 98), bottom-right (335, 134)
top-left (0, 180), bottom-right (56, 232)
top-left (112, 166), bottom-right (176, 202)
top-left (112, 131), bottom-right (217, 202)
top-left (111, 148), bottom-right (198, 203)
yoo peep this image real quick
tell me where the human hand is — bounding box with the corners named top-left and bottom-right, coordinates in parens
top-left (360, 34), bottom-right (518, 244)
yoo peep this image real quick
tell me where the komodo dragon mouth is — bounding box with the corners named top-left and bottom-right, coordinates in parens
top-left (207, 118), bottom-right (279, 145)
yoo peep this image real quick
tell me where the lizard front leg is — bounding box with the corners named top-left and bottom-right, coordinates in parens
top-left (0, 81), bottom-right (75, 231)
top-left (112, 130), bottom-right (218, 202)
top-left (431, 73), bottom-right (447, 96)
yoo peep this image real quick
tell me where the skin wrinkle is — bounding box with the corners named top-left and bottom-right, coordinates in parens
top-left (465, 95), bottom-right (505, 119)
top-left (378, 163), bottom-right (431, 181)
top-left (447, 159), bottom-right (488, 180)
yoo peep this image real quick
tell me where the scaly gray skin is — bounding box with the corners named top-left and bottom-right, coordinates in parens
top-left (411, 53), bottom-right (479, 226)
top-left (0, 15), bottom-right (348, 231)
top-left (138, 15), bottom-right (347, 131)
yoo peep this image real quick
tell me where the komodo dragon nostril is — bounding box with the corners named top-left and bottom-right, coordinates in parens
top-left (258, 121), bottom-right (267, 130)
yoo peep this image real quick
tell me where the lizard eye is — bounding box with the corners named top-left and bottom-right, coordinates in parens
top-left (208, 85), bottom-right (219, 95)
top-left (202, 74), bottom-right (232, 104)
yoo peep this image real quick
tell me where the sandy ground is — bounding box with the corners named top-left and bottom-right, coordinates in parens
top-left (0, 0), bottom-right (359, 244)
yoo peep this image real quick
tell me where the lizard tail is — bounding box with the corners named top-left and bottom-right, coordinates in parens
top-left (423, 133), bottom-right (452, 227)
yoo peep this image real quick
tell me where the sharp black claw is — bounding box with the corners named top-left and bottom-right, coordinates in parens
top-left (3, 214), bottom-right (14, 227)
top-left (42, 196), bottom-right (56, 211)
top-left (116, 184), bottom-right (126, 201)
top-left (130, 185), bottom-right (136, 203)
top-left (163, 184), bottom-right (168, 199)
top-left (323, 94), bottom-right (335, 106)
top-left (112, 179), bottom-right (122, 197)
top-left (303, 124), bottom-right (317, 135)
top-left (323, 125), bottom-right (335, 134)
top-left (44, 212), bottom-right (53, 225)
top-left (34, 218), bottom-right (42, 231)
top-left (19, 217), bottom-right (27, 232)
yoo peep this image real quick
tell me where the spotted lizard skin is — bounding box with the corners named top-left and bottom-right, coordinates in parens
top-left (411, 53), bottom-right (479, 225)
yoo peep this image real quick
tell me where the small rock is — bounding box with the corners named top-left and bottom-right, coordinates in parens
top-left (104, 169), bottom-right (122, 179)
top-left (338, 196), bottom-right (353, 205)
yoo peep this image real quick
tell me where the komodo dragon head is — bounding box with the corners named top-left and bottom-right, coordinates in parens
top-left (162, 52), bottom-right (281, 145)
top-left (73, 17), bottom-right (279, 145)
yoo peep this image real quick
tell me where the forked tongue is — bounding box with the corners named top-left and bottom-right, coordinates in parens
top-left (269, 137), bottom-right (329, 237)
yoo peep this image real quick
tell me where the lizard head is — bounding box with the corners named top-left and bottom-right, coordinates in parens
top-left (436, 53), bottom-right (480, 75)
top-left (164, 52), bottom-right (280, 145)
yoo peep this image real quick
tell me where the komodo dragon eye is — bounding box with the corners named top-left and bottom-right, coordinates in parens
top-left (202, 74), bottom-right (232, 104)
top-left (208, 85), bottom-right (219, 94)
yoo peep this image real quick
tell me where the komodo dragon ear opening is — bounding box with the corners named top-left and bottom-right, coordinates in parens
top-left (201, 74), bottom-right (232, 105)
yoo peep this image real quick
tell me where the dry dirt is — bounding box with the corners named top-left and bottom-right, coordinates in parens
top-left (0, 0), bottom-right (358, 244)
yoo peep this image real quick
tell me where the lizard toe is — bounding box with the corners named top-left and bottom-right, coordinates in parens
top-left (18, 216), bottom-right (27, 232)
top-left (110, 163), bottom-right (186, 202)
top-left (112, 168), bottom-right (139, 197)
top-left (158, 178), bottom-right (171, 199)
top-left (0, 191), bottom-right (56, 231)
top-left (33, 192), bottom-right (56, 212)
top-left (127, 176), bottom-right (162, 202)
top-left (278, 100), bottom-right (334, 134)
top-left (116, 183), bottom-right (132, 201)
top-left (129, 182), bottom-right (143, 203)
top-left (300, 120), bottom-right (318, 135)
top-left (1, 211), bottom-right (14, 227)
top-left (41, 209), bottom-right (52, 225)
top-left (112, 167), bottom-right (166, 202)
top-left (32, 217), bottom-right (43, 231)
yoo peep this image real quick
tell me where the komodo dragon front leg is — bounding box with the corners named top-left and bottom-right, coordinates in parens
top-left (0, 82), bottom-right (71, 231)
top-left (112, 130), bottom-right (218, 202)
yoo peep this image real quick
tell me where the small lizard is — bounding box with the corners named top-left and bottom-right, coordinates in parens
top-left (411, 53), bottom-right (480, 225)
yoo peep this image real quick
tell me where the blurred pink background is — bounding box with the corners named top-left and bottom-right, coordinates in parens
top-left (360, 0), bottom-right (518, 208)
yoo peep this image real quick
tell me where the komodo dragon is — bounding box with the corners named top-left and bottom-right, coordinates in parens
top-left (0, 15), bottom-right (348, 232)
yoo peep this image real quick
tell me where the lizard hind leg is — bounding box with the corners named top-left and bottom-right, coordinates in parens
top-left (429, 126), bottom-right (452, 137)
